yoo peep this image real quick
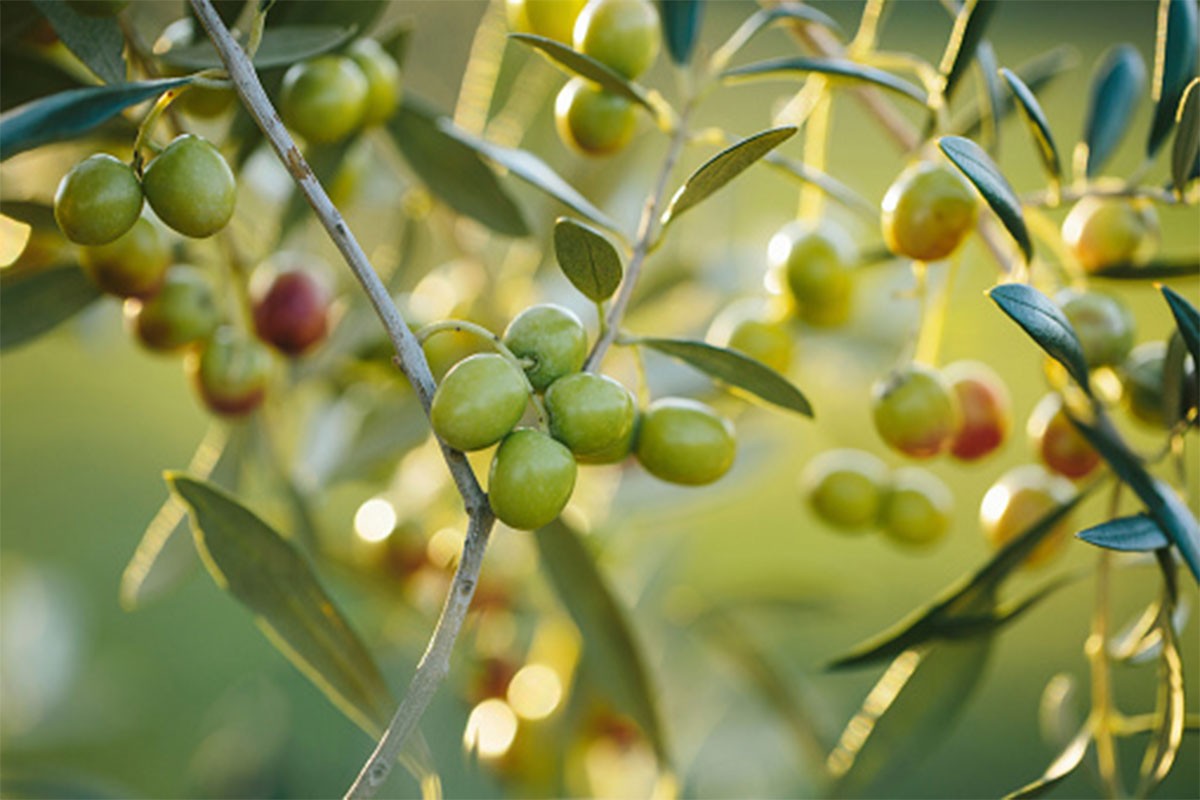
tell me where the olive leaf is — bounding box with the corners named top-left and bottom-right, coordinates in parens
top-left (938, 0), bottom-right (999, 102)
top-left (160, 24), bottom-right (358, 70)
top-left (955, 45), bottom-right (1079, 139)
top-left (1147, 0), bottom-right (1199, 157)
top-left (638, 337), bottom-right (813, 416)
top-left (1161, 285), bottom-right (1200, 365)
top-left (553, 217), bottom-right (623, 302)
top-left (0, 199), bottom-right (58, 232)
top-left (1005, 724), bottom-right (1092, 799)
top-left (723, 57), bottom-right (928, 106)
top-left (1, 48), bottom-right (85, 112)
top-left (508, 33), bottom-right (656, 113)
top-left (30, 0), bottom-right (125, 85)
top-left (1077, 513), bottom-right (1170, 552)
top-left (0, 264), bottom-right (101, 351)
top-left (1081, 45), bottom-right (1146, 177)
top-left (988, 283), bottom-right (1091, 392)
top-left (1172, 78), bottom-right (1200, 194)
top-left (659, 0), bottom-right (705, 66)
top-left (709, 5), bottom-right (842, 73)
top-left (1000, 67), bottom-right (1062, 181)
top-left (1088, 258), bottom-right (1199, 280)
top-left (974, 42), bottom-right (1004, 152)
top-left (939, 135), bottom-right (1033, 262)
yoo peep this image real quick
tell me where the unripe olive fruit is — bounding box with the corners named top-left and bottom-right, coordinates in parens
top-left (422, 328), bottom-right (490, 382)
top-left (66, 0), bottom-right (129, 17)
top-left (545, 372), bottom-right (636, 457)
top-left (78, 217), bottom-right (170, 298)
top-left (125, 266), bottom-right (221, 352)
top-left (1027, 392), bottom-right (1100, 480)
top-left (251, 267), bottom-right (332, 356)
top-left (141, 134), bottom-right (236, 239)
top-left (555, 78), bottom-right (637, 156)
top-left (186, 327), bottom-right (273, 417)
top-left (635, 398), bottom-right (736, 486)
top-left (708, 305), bottom-right (794, 374)
top-left (943, 360), bottom-right (1010, 461)
top-left (576, 412), bottom-right (639, 464)
top-left (871, 363), bottom-right (962, 459)
top-left (525, 0), bottom-right (587, 42)
top-left (430, 353), bottom-right (529, 451)
top-left (488, 429), bottom-right (578, 530)
top-left (878, 467), bottom-right (953, 547)
top-left (767, 220), bottom-right (855, 327)
top-left (881, 162), bottom-right (978, 262)
top-left (347, 39), bottom-right (402, 127)
top-left (573, 0), bottom-right (661, 80)
top-left (54, 154), bottom-right (143, 245)
top-left (1121, 342), bottom-right (1168, 428)
top-left (506, 0), bottom-right (532, 31)
top-left (1056, 289), bottom-right (1135, 369)
top-left (800, 448), bottom-right (889, 531)
top-left (502, 304), bottom-right (588, 392)
top-left (980, 464), bottom-right (1076, 567)
top-left (280, 56), bottom-right (369, 144)
top-left (1061, 196), bottom-right (1159, 273)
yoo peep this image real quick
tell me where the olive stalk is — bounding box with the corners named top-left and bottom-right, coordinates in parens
top-left (187, 4), bottom-right (497, 799)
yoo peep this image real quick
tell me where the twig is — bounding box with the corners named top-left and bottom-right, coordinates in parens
top-left (187, 3), bottom-right (496, 798)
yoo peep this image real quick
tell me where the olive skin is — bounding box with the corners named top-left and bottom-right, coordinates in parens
top-left (573, 0), bottom-right (661, 80)
top-left (280, 56), bottom-right (369, 144)
top-left (1121, 342), bottom-right (1169, 428)
top-left (125, 266), bottom-right (221, 353)
top-left (186, 327), bottom-right (273, 417)
top-left (707, 305), bottom-right (795, 374)
top-left (252, 269), bottom-right (331, 356)
top-left (430, 353), bottom-right (529, 451)
top-left (555, 78), bottom-right (637, 156)
top-left (881, 162), bottom-right (978, 262)
top-left (79, 217), bottom-right (170, 298)
top-left (768, 220), bottom-right (855, 327)
top-left (871, 364), bottom-right (962, 459)
top-left (488, 429), bottom-right (578, 530)
top-left (1056, 289), bottom-right (1135, 369)
top-left (141, 135), bottom-right (237, 239)
top-left (54, 154), bottom-right (144, 246)
top-left (800, 449), bottom-right (889, 531)
top-left (347, 39), bottom-right (402, 127)
top-left (1027, 393), bottom-right (1100, 480)
top-left (878, 467), bottom-right (953, 548)
top-left (980, 464), bottom-right (1076, 568)
top-left (635, 398), bottom-right (736, 485)
top-left (943, 360), bottom-right (1010, 461)
top-left (545, 372), bottom-right (636, 457)
top-left (525, 0), bottom-right (587, 42)
top-left (1062, 196), bottom-right (1159, 273)
top-left (502, 304), bottom-right (588, 392)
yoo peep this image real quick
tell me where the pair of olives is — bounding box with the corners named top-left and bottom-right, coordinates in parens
top-left (279, 39), bottom-right (401, 144)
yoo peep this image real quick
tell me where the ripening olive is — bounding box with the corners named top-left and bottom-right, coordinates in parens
top-left (545, 372), bottom-right (636, 457)
top-left (488, 429), bottom-right (578, 530)
top-left (54, 154), bottom-right (143, 246)
top-left (573, 0), bottom-right (661, 80)
top-left (280, 56), bottom-right (369, 144)
top-left (430, 353), bottom-right (529, 451)
top-left (800, 448), bottom-right (889, 531)
top-left (635, 398), bottom-right (736, 485)
top-left (186, 326), bottom-right (273, 417)
top-left (1121, 342), bottom-right (1169, 428)
top-left (980, 464), bottom-right (1076, 567)
top-left (1061, 196), bottom-right (1159, 273)
top-left (502, 304), bottom-right (588, 392)
top-left (881, 162), bottom-right (978, 262)
top-left (871, 363), bottom-right (962, 459)
top-left (943, 360), bottom-right (1011, 461)
top-left (125, 265), bottom-right (221, 352)
top-left (767, 220), bottom-right (856, 327)
top-left (1027, 392), bottom-right (1100, 480)
top-left (1056, 289), bottom-right (1135, 369)
top-left (79, 217), bottom-right (170, 298)
top-left (555, 78), bottom-right (637, 156)
top-left (251, 265), bottom-right (332, 356)
top-left (348, 39), bottom-right (402, 127)
top-left (878, 467), bottom-right (953, 548)
top-left (141, 134), bottom-right (237, 238)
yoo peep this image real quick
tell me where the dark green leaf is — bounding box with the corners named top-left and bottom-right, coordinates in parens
top-left (710, 5), bottom-right (842, 72)
top-left (0, 265), bottom-right (100, 351)
top-left (159, 24), bottom-right (358, 70)
top-left (829, 638), bottom-right (994, 795)
top-left (1160, 287), bottom-right (1200, 358)
top-left (1, 47), bottom-right (86, 112)
top-left (660, 126), bottom-right (797, 226)
top-left (264, 0), bottom-right (386, 33)
top-left (939, 135), bottom-right (1033, 262)
top-left (974, 42), bottom-right (1004, 152)
top-left (988, 283), bottom-right (1090, 392)
top-left (1004, 724), bottom-right (1091, 799)
top-left (1172, 78), bottom-right (1200, 193)
top-left (1147, 0), bottom-right (1199, 157)
top-left (508, 33), bottom-right (655, 113)
top-left (1000, 67), bottom-right (1062, 180)
top-left (380, 19), bottom-right (413, 66)
top-left (955, 45), bottom-right (1079, 139)
top-left (1082, 45), bottom-right (1147, 177)
top-left (386, 98), bottom-right (529, 237)
top-left (167, 473), bottom-right (394, 737)
top-left (1078, 513), bottom-right (1170, 552)
top-left (120, 424), bottom-right (246, 611)
top-left (659, 0), bottom-right (705, 65)
top-left (0, 199), bottom-right (58, 231)
top-left (0, 77), bottom-right (192, 161)
top-left (436, 121), bottom-right (620, 234)
top-left (553, 217), bottom-right (623, 302)
top-left (31, 0), bottom-right (125, 85)
top-left (639, 337), bottom-right (813, 416)
top-left (536, 521), bottom-right (667, 760)
top-left (939, 0), bottom-right (998, 102)
top-left (723, 57), bottom-right (928, 106)
top-left (1089, 258), bottom-right (1199, 279)
top-left (1163, 331), bottom-right (1189, 426)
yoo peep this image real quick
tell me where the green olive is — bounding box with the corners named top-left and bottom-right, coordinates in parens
top-left (881, 162), bottom-right (978, 262)
top-left (545, 372), bottom-right (636, 457)
top-left (800, 448), bottom-right (890, 531)
top-left (1121, 342), bottom-right (1168, 428)
top-left (502, 304), bottom-right (588, 392)
top-left (488, 429), bottom-right (578, 530)
top-left (141, 134), bottom-right (237, 239)
top-left (525, 0), bottom-right (587, 42)
top-left (573, 0), bottom-right (661, 80)
top-left (54, 154), bottom-right (143, 246)
top-left (871, 363), bottom-right (962, 459)
top-left (125, 265), bottom-right (221, 353)
top-left (878, 467), bottom-right (953, 547)
top-left (1056, 289), bottom-right (1135, 369)
top-left (347, 39), bottom-right (402, 127)
top-left (767, 220), bottom-right (856, 327)
top-left (430, 353), bottom-right (529, 451)
top-left (186, 326), bottom-right (273, 417)
top-left (79, 217), bottom-right (170, 298)
top-left (280, 55), bottom-right (369, 144)
top-left (555, 77), bottom-right (637, 156)
top-left (1061, 196), bottom-right (1159, 273)
top-left (635, 398), bottom-right (736, 485)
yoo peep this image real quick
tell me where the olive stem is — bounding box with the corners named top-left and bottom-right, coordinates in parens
top-left (1087, 534), bottom-right (1124, 797)
top-left (188, 4), bottom-right (498, 799)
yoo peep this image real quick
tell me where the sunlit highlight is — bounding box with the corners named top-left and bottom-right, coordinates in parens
top-left (506, 663), bottom-right (562, 720)
top-left (427, 527), bottom-right (465, 569)
top-left (979, 482), bottom-right (1012, 530)
top-left (353, 498), bottom-right (396, 543)
top-left (463, 698), bottom-right (517, 758)
top-left (0, 217), bottom-right (31, 268)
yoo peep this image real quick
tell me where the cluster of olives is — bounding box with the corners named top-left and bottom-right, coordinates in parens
top-left (280, 38), bottom-right (402, 145)
top-left (54, 134), bottom-right (235, 245)
top-left (428, 304), bottom-right (736, 530)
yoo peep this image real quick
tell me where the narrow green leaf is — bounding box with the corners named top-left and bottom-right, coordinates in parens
top-left (660, 126), bottom-right (797, 226)
top-left (437, 121), bottom-right (620, 234)
top-left (1000, 67), bottom-right (1062, 180)
top-left (1172, 78), bottom-right (1200, 193)
top-left (1004, 724), bottom-right (1092, 799)
top-left (1163, 331), bottom-right (1189, 426)
top-left (989, 283), bottom-right (1090, 392)
top-left (0, 265), bottom-right (101, 351)
top-left (939, 0), bottom-right (999, 102)
top-left (167, 473), bottom-right (394, 737)
top-left (956, 45), bottom-right (1079, 139)
top-left (829, 638), bottom-right (994, 795)
top-left (386, 99), bottom-right (529, 237)
top-left (1161, 286), bottom-right (1200, 365)
top-left (939, 135), bottom-right (1033, 262)
top-left (159, 24), bottom-right (358, 70)
top-left (508, 33), bottom-right (655, 113)
top-left (709, 5), bottom-right (842, 73)
top-left (974, 42), bottom-right (1004, 152)
top-left (1082, 45), bottom-right (1147, 177)
top-left (639, 336), bottom-right (813, 416)
top-left (553, 217), bottom-right (623, 302)
top-left (760, 150), bottom-right (879, 220)
top-left (1147, 0), bottom-right (1199, 157)
top-left (31, 0), bottom-right (125, 85)
top-left (120, 424), bottom-right (246, 611)
top-left (659, 0), bottom-right (705, 66)
top-left (535, 521), bottom-right (668, 761)
top-left (265, 0), bottom-right (386, 34)
top-left (1078, 514), bottom-right (1170, 552)
top-left (0, 77), bottom-right (192, 161)
top-left (0, 199), bottom-right (58, 232)
top-left (1089, 258), bottom-right (1199, 279)
top-left (723, 57), bottom-right (928, 106)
